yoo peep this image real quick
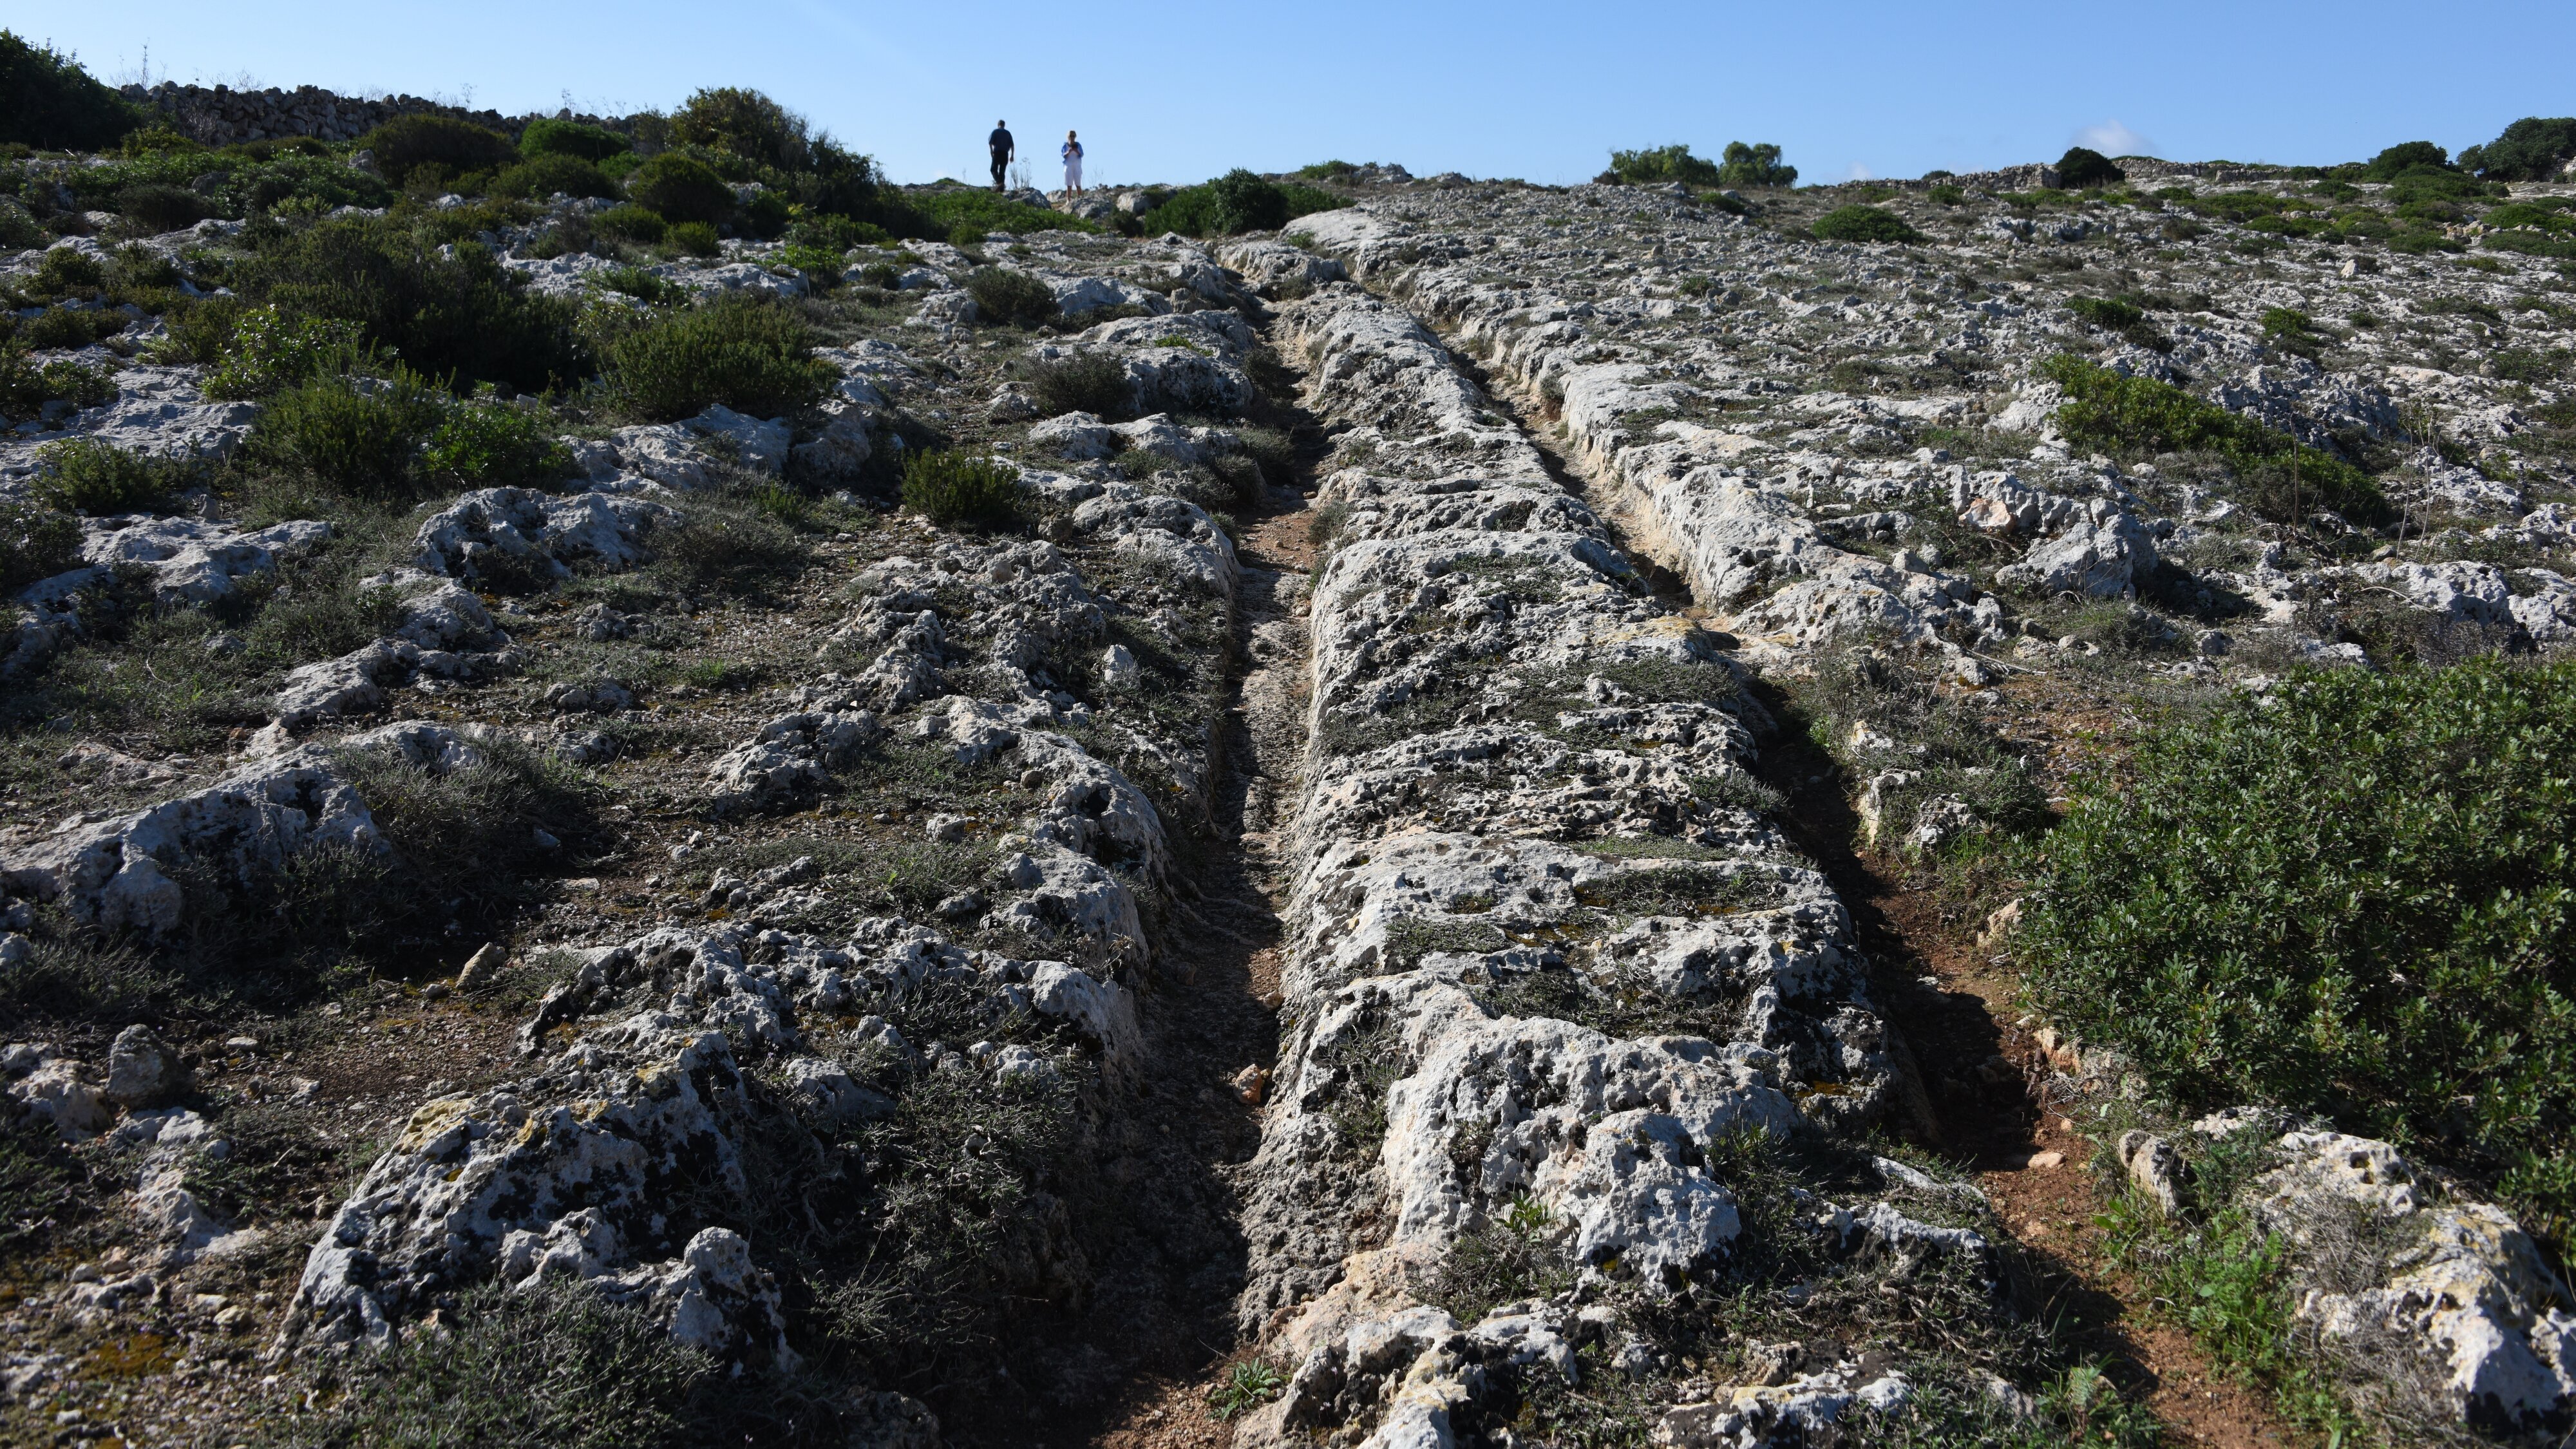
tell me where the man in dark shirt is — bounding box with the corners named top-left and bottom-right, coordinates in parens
top-left (988, 121), bottom-right (1014, 192)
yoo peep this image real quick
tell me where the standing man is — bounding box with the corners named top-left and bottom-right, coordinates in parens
top-left (988, 120), bottom-right (1014, 193)
top-left (1061, 130), bottom-right (1084, 196)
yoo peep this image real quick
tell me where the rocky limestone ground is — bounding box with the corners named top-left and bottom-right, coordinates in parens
top-left (1, 148), bottom-right (2573, 1449)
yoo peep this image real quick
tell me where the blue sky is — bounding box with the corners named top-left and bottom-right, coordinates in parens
top-left (22, 0), bottom-right (2574, 186)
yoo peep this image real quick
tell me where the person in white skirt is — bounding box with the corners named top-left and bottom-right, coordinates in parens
top-left (1061, 131), bottom-right (1084, 195)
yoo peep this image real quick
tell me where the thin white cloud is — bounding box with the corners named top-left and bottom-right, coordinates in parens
top-left (2075, 120), bottom-right (2154, 157)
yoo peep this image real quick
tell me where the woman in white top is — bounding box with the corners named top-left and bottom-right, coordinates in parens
top-left (1061, 131), bottom-right (1084, 195)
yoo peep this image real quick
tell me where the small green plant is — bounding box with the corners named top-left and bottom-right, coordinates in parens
top-left (1927, 183), bottom-right (1966, 205)
top-left (1811, 204), bottom-right (1923, 243)
top-left (900, 450), bottom-right (1021, 529)
top-left (34, 439), bottom-right (191, 515)
top-left (421, 399), bottom-right (573, 488)
top-left (604, 294), bottom-right (834, 422)
top-left (489, 153), bottom-right (618, 201)
top-left (115, 182), bottom-right (207, 233)
top-left (240, 368), bottom-right (447, 496)
top-left (592, 204), bottom-right (669, 245)
top-left (2258, 305), bottom-right (2324, 358)
top-left (202, 305), bottom-right (365, 399)
top-left (0, 348), bottom-right (117, 421)
top-left (1716, 140), bottom-right (1798, 187)
top-left (666, 220), bottom-right (721, 258)
top-left (962, 266), bottom-right (1058, 327)
top-left (1206, 1361), bottom-right (1285, 1423)
top-left (2038, 354), bottom-right (2389, 524)
top-left (0, 500), bottom-right (81, 589)
top-left (1021, 350), bottom-right (1131, 419)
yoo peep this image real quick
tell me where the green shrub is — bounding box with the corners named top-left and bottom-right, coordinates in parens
top-left (1208, 169), bottom-right (1289, 231)
top-left (0, 31), bottom-right (139, 151)
top-left (2066, 295), bottom-right (2171, 352)
top-left (783, 213), bottom-right (889, 251)
top-left (361, 115), bottom-right (515, 187)
top-left (2038, 354), bottom-right (2389, 524)
top-left (2258, 305), bottom-right (2323, 358)
top-left (2018, 659), bottom-right (2576, 1249)
top-left (491, 153), bottom-right (618, 200)
top-left (667, 220), bottom-right (721, 257)
top-left (1605, 144), bottom-right (1722, 187)
top-left (605, 294), bottom-right (833, 422)
top-left (626, 152), bottom-right (734, 226)
top-left (904, 187), bottom-right (1094, 240)
top-left (2054, 147), bottom-right (2125, 188)
top-left (242, 368), bottom-right (446, 495)
top-left (647, 506), bottom-right (813, 594)
top-left (1927, 184), bottom-right (1966, 205)
top-left (0, 348), bottom-right (117, 421)
top-left (1020, 351), bottom-right (1130, 420)
top-left (900, 450), bottom-right (1021, 529)
top-left (962, 267), bottom-right (1057, 327)
top-left (1296, 160), bottom-right (1359, 180)
top-left (592, 204), bottom-right (668, 245)
top-left (1716, 141), bottom-right (1797, 188)
top-left (115, 182), bottom-right (208, 233)
top-left (421, 400), bottom-right (572, 488)
top-left (0, 500), bottom-right (80, 589)
top-left (33, 439), bottom-right (191, 514)
top-left (2364, 140), bottom-right (2449, 180)
top-left (20, 305), bottom-right (126, 349)
top-left (670, 87), bottom-right (811, 169)
top-left (2459, 116), bottom-right (2576, 183)
top-left (202, 305), bottom-right (366, 399)
top-left (1811, 205), bottom-right (1922, 243)
top-left (239, 218), bottom-right (591, 393)
top-left (517, 118), bottom-right (630, 163)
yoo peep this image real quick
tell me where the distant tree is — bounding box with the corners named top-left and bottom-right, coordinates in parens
top-left (2458, 117), bottom-right (2576, 182)
top-left (1602, 145), bottom-right (1722, 187)
top-left (1717, 142), bottom-right (1797, 188)
top-left (0, 30), bottom-right (139, 150)
top-left (2365, 140), bottom-right (2450, 179)
top-left (2053, 146), bottom-right (2125, 188)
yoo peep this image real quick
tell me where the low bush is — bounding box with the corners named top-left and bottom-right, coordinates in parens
top-left (2018, 658), bottom-right (2576, 1251)
top-left (900, 450), bottom-right (1021, 529)
top-left (962, 267), bottom-right (1057, 327)
top-left (647, 505), bottom-right (813, 595)
top-left (667, 221), bottom-right (721, 258)
top-left (518, 118), bottom-right (631, 163)
top-left (19, 305), bottom-right (127, 349)
top-left (0, 31), bottom-right (139, 151)
top-left (2065, 294), bottom-right (2170, 351)
top-left (625, 152), bottom-right (733, 226)
top-left (1604, 144), bottom-right (1721, 187)
top-left (0, 348), bottom-right (118, 422)
top-left (33, 439), bottom-right (193, 514)
top-left (2054, 146), bottom-right (2125, 188)
top-left (592, 204), bottom-right (668, 245)
top-left (0, 500), bottom-right (80, 589)
top-left (605, 294), bottom-right (833, 421)
top-left (1020, 350), bottom-right (1130, 420)
top-left (1716, 141), bottom-right (1797, 188)
top-left (361, 115), bottom-right (515, 187)
top-left (491, 153), bottom-right (619, 201)
top-left (1811, 204), bottom-right (1922, 243)
top-left (2038, 354), bottom-right (2389, 524)
top-left (238, 218), bottom-right (591, 393)
top-left (200, 305), bottom-right (366, 399)
top-left (420, 399), bottom-right (572, 488)
top-left (783, 213), bottom-right (890, 252)
top-left (240, 368), bottom-right (446, 496)
top-left (904, 187), bottom-right (1094, 240)
top-left (115, 182), bottom-right (208, 233)
top-left (1137, 171), bottom-right (1341, 237)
